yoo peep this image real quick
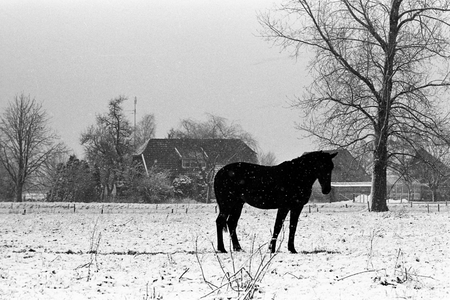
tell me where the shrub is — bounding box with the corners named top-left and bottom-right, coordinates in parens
top-left (173, 173), bottom-right (207, 200)
top-left (173, 175), bottom-right (194, 198)
top-left (139, 170), bottom-right (174, 203)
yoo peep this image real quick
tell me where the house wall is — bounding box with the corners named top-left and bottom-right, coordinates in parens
top-left (387, 181), bottom-right (450, 201)
top-left (311, 182), bottom-right (372, 203)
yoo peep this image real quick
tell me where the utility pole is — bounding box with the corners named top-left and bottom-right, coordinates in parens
top-left (134, 97), bottom-right (137, 147)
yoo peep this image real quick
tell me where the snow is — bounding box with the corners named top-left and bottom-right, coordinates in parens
top-left (0, 202), bottom-right (449, 299)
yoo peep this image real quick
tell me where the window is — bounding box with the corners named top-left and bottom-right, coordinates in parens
top-left (182, 158), bottom-right (206, 169)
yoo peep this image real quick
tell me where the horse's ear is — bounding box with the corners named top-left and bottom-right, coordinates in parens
top-left (330, 152), bottom-right (338, 159)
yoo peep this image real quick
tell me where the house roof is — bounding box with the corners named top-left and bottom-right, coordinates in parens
top-left (320, 149), bottom-right (371, 182)
top-left (135, 138), bottom-right (255, 156)
top-left (414, 148), bottom-right (450, 172)
top-left (134, 138), bottom-right (257, 171)
top-left (410, 148), bottom-right (450, 180)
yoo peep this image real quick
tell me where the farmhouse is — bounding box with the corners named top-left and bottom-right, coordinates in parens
top-left (388, 148), bottom-right (450, 201)
top-left (312, 147), bottom-right (450, 203)
top-left (133, 138), bottom-right (257, 177)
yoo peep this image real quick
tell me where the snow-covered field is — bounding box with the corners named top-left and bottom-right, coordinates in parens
top-left (0, 202), bottom-right (449, 300)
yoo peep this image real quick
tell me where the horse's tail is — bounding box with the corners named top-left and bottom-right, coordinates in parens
top-left (214, 166), bottom-right (232, 233)
top-left (216, 204), bottom-right (228, 233)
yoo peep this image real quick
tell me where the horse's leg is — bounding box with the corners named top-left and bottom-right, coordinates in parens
top-left (227, 204), bottom-right (244, 251)
top-left (216, 211), bottom-right (228, 253)
top-left (287, 206), bottom-right (304, 253)
top-left (269, 207), bottom-right (289, 253)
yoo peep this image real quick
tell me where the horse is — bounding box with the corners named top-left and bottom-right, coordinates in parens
top-left (214, 151), bottom-right (337, 253)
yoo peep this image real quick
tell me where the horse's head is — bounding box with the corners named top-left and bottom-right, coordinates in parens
top-left (317, 152), bottom-right (337, 194)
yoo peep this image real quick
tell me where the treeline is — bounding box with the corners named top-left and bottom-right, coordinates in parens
top-left (0, 94), bottom-right (266, 203)
top-left (45, 155), bottom-right (205, 203)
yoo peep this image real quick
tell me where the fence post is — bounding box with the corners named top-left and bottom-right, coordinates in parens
top-left (427, 203), bottom-right (430, 213)
top-left (73, 204), bottom-right (76, 213)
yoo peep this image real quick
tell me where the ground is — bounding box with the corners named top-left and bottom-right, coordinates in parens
top-left (0, 202), bottom-right (449, 300)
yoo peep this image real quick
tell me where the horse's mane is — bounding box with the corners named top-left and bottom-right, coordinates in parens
top-left (291, 151), bottom-right (325, 163)
top-left (278, 151), bottom-right (325, 168)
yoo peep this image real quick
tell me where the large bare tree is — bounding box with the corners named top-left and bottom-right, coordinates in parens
top-left (0, 94), bottom-right (65, 202)
top-left (134, 113), bottom-right (156, 149)
top-left (168, 113), bottom-right (257, 150)
top-left (81, 96), bottom-right (134, 201)
top-left (259, 0), bottom-right (450, 211)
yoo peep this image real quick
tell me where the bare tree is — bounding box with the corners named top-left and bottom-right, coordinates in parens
top-left (168, 113), bottom-right (258, 151)
top-left (134, 113), bottom-right (156, 149)
top-left (0, 94), bottom-right (66, 202)
top-left (33, 150), bottom-right (69, 199)
top-left (0, 162), bottom-right (14, 201)
top-left (258, 151), bottom-right (278, 166)
top-left (259, 0), bottom-right (450, 211)
top-left (411, 146), bottom-right (450, 202)
top-left (81, 96), bottom-right (133, 201)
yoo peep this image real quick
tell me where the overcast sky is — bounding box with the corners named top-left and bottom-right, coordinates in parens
top-left (0, 0), bottom-right (315, 162)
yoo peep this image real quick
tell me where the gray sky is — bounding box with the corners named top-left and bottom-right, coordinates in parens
top-left (0, 0), bottom-right (315, 162)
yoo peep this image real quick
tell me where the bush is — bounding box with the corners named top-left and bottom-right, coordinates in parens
top-left (139, 170), bottom-right (174, 203)
top-left (173, 175), bottom-right (194, 198)
top-left (172, 173), bottom-right (207, 201)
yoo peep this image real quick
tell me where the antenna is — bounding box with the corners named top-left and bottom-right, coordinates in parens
top-left (134, 97), bottom-right (137, 147)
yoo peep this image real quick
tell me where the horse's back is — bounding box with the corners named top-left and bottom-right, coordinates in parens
top-left (214, 162), bottom-right (286, 209)
top-left (215, 162), bottom-right (273, 187)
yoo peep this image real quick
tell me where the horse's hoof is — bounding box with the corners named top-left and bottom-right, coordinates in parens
top-left (288, 248), bottom-right (298, 254)
top-left (217, 249), bottom-right (227, 253)
top-left (233, 247), bottom-right (244, 252)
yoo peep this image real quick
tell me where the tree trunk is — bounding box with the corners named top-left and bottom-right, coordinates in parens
top-left (371, 163), bottom-right (389, 211)
top-left (431, 187), bottom-right (437, 202)
top-left (15, 182), bottom-right (23, 202)
top-left (371, 132), bottom-right (389, 212)
top-left (407, 185), bottom-right (412, 202)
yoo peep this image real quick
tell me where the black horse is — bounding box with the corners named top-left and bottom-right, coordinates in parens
top-left (214, 151), bottom-right (337, 253)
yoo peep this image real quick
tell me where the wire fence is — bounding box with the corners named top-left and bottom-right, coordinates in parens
top-left (0, 200), bottom-right (448, 215)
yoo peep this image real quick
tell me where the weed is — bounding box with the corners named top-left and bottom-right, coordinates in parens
top-left (196, 233), bottom-right (280, 300)
top-left (366, 228), bottom-right (385, 269)
top-left (75, 217), bottom-right (102, 281)
top-left (143, 282), bottom-right (163, 300)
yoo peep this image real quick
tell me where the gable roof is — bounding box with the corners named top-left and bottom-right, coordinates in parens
top-left (134, 138), bottom-right (257, 172)
top-left (411, 147), bottom-right (450, 177)
top-left (321, 149), bottom-right (371, 182)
